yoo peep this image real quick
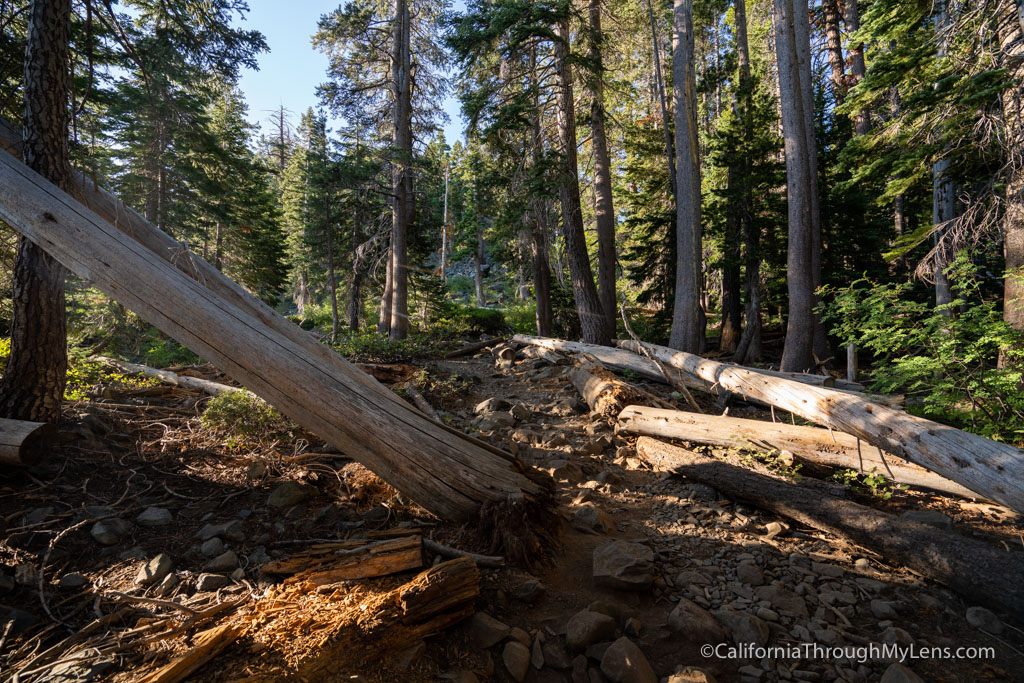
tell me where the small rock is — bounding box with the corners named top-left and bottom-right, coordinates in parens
top-left (203, 550), bottom-right (238, 572)
top-left (230, 568), bottom-right (245, 581)
top-left (879, 663), bottom-right (925, 683)
top-left (200, 537), bottom-right (225, 557)
top-left (58, 573), bottom-right (89, 590)
top-left (512, 579), bottom-right (546, 603)
top-left (667, 598), bottom-right (726, 644)
top-left (90, 518), bottom-right (132, 545)
top-left (736, 560), bottom-right (764, 586)
top-left (475, 397), bottom-right (511, 414)
top-left (503, 641), bottom-right (531, 682)
top-left (136, 507), bottom-right (173, 527)
top-left (14, 563), bottom-right (38, 586)
top-left (567, 610), bottom-right (617, 651)
top-left (881, 626), bottom-right (914, 647)
top-left (623, 617), bottom-right (643, 638)
top-left (754, 584), bottom-right (809, 618)
top-left (763, 521), bottom-right (785, 538)
top-left (713, 607), bottom-right (770, 647)
top-left (669, 668), bottom-right (718, 683)
top-left (965, 606), bottom-right (1004, 634)
top-left (811, 561), bottom-right (844, 579)
top-left (593, 541), bottom-right (654, 591)
top-left (195, 573), bottom-right (229, 591)
top-left (574, 502), bottom-right (616, 534)
top-left (395, 640), bottom-right (426, 670)
top-left (899, 509), bottom-right (953, 531)
top-left (22, 507), bottom-right (55, 526)
top-left (870, 599), bottom-right (897, 620)
top-left (542, 639), bottom-right (572, 670)
top-left (468, 612), bottom-right (510, 648)
top-left (153, 572), bottom-right (180, 597)
top-left (135, 554), bottom-right (173, 587)
top-left (600, 637), bottom-right (657, 683)
top-left (688, 484), bottom-right (718, 502)
top-left (854, 558), bottom-right (871, 571)
top-left (531, 635), bottom-right (545, 669)
top-left (738, 665), bottom-right (764, 682)
top-left (267, 481), bottom-right (316, 508)
top-left (195, 520), bottom-right (245, 542)
top-left (508, 627), bottom-right (531, 646)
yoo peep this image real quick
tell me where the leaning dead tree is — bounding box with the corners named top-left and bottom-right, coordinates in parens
top-left (620, 340), bottom-right (1024, 513)
top-left (0, 136), bottom-right (553, 533)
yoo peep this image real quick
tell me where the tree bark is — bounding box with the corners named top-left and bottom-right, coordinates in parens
top-left (0, 0), bottom-right (72, 423)
top-left (617, 406), bottom-right (981, 499)
top-left (617, 339), bottom-right (1024, 512)
top-left (586, 0), bottom-right (617, 340)
top-left (378, 239), bottom-right (394, 333)
top-left (670, 0), bottom-right (704, 353)
top-left (388, 0), bottom-right (412, 340)
top-left (0, 146), bottom-right (555, 524)
top-left (774, 0), bottom-right (816, 372)
top-left (843, 0), bottom-right (870, 136)
top-left (348, 203), bottom-right (363, 331)
top-left (530, 46), bottom-right (553, 336)
top-left (644, 0), bottom-right (676, 197)
top-left (635, 437), bottom-right (1024, 616)
top-left (553, 18), bottom-right (609, 346)
top-left (474, 223), bottom-right (486, 306)
top-left (822, 0), bottom-right (846, 105)
top-left (932, 0), bottom-right (954, 314)
top-left (325, 195), bottom-right (339, 342)
top-left (999, 0), bottom-right (1024, 337)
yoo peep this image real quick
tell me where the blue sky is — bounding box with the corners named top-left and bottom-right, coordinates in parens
top-left (235, 0), bottom-right (466, 144)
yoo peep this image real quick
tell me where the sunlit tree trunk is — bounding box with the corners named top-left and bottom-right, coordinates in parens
top-left (999, 0), bottom-right (1024, 339)
top-left (387, 0), bottom-right (412, 339)
top-left (843, 0), bottom-right (870, 136)
top-left (530, 46), bottom-right (553, 336)
top-left (644, 0), bottom-right (676, 197)
top-left (932, 0), bottom-right (954, 315)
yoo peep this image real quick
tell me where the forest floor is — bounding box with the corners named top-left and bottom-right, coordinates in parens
top-left (1, 344), bottom-right (1023, 682)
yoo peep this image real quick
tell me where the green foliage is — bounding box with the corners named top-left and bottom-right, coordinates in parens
top-left (442, 304), bottom-right (506, 336)
top-left (737, 448), bottom-right (803, 481)
top-left (141, 338), bottom-right (200, 369)
top-left (832, 467), bottom-right (906, 500)
top-left (332, 329), bottom-right (459, 363)
top-left (822, 256), bottom-right (1024, 443)
top-left (201, 391), bottom-right (288, 447)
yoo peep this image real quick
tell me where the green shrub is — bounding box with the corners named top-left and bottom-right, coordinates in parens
top-left (142, 337), bottom-right (200, 368)
top-left (0, 340), bottom-right (157, 401)
top-left (506, 301), bottom-right (538, 334)
top-left (333, 329), bottom-right (459, 363)
top-left (201, 390), bottom-right (288, 446)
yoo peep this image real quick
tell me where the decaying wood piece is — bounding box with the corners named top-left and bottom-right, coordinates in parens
top-left (617, 406), bottom-right (982, 500)
top-left (355, 363), bottom-right (420, 385)
top-left (94, 357), bottom-right (249, 398)
top-left (570, 353), bottom-right (650, 417)
top-left (635, 437), bottom-right (1024, 615)
top-left (521, 344), bottom-right (565, 366)
top-left (0, 418), bottom-right (55, 466)
top-left (422, 538), bottom-right (505, 568)
top-left (0, 141), bottom-right (552, 524)
top-left (443, 337), bottom-right (505, 358)
top-left (139, 623), bottom-right (241, 683)
top-left (620, 340), bottom-right (1024, 513)
top-left (261, 536), bottom-right (423, 585)
top-left (402, 382), bottom-right (439, 420)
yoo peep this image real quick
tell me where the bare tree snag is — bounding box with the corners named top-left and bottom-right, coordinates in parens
top-left (617, 406), bottom-right (981, 500)
top-left (635, 437), bottom-right (1024, 616)
top-left (0, 418), bottom-right (55, 466)
top-left (261, 536), bottom-right (423, 585)
top-left (619, 340), bottom-right (1024, 513)
top-left (0, 144), bottom-right (552, 525)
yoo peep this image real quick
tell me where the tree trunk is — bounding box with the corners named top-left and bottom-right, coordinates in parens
top-left (822, 0), bottom-right (846, 105)
top-left (440, 163), bottom-right (449, 283)
top-left (530, 47), bottom-right (553, 337)
top-left (932, 0), bottom-right (954, 314)
top-left (774, 0), bottom-right (816, 372)
top-left (325, 199), bottom-right (339, 343)
top-left (348, 203), bottom-right (363, 331)
top-left (720, 165), bottom-right (742, 354)
top-left (843, 0), bottom-right (870, 136)
top-left (645, 0), bottom-right (676, 197)
top-left (587, 0), bottom-right (617, 340)
top-left (0, 145), bottom-right (556, 525)
top-left (634, 437), bottom-right (1024, 616)
top-left (474, 223), bottom-right (486, 306)
top-left (378, 238), bottom-right (394, 334)
top-left (999, 0), bottom-right (1024, 337)
top-left (0, 0), bottom-right (71, 423)
top-left (389, 0), bottom-right (412, 340)
top-left (553, 18), bottom-right (609, 346)
top-left (670, 0), bottom-right (703, 353)
top-left (617, 406), bottom-right (981, 499)
top-left (570, 354), bottom-right (647, 417)
top-left (617, 339), bottom-right (1024, 513)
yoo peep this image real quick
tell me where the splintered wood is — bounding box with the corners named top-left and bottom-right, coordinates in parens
top-left (261, 535), bottom-right (423, 585)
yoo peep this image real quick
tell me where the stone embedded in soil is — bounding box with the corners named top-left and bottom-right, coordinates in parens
top-left (267, 481), bottom-right (316, 508)
top-left (593, 540), bottom-right (654, 591)
top-left (870, 599), bottom-right (897, 620)
top-left (541, 638), bottom-right (572, 670)
top-left (135, 553), bottom-right (173, 586)
top-left (195, 520), bottom-right (246, 543)
top-left (667, 598), bottom-right (726, 645)
top-left (195, 573), bottom-right (229, 591)
top-left (468, 612), bottom-right (510, 649)
top-left (512, 578), bottom-right (546, 603)
top-left (899, 509), bottom-right (953, 531)
top-left (90, 518), bottom-right (132, 546)
top-left (203, 550), bottom-right (238, 572)
top-left (394, 640), bottom-right (426, 670)
top-left (600, 637), bottom-right (657, 683)
top-left (754, 584), bottom-right (809, 618)
top-left (154, 572), bottom-right (180, 597)
top-left (475, 397), bottom-right (511, 414)
top-left (965, 606), bottom-right (1004, 634)
top-left (503, 641), bottom-right (531, 682)
top-left (713, 607), bottom-right (770, 648)
top-left (880, 662), bottom-right (925, 683)
top-left (737, 664), bottom-right (765, 682)
top-left (136, 507), bottom-right (173, 527)
top-left (200, 537), bottom-right (225, 558)
top-left (551, 398), bottom-right (586, 416)
top-left (508, 627), bottom-right (531, 646)
top-left (567, 610), bottom-right (617, 652)
top-left (58, 573), bottom-right (89, 589)
top-left (736, 560), bottom-right (764, 586)
top-left (573, 502), bottom-right (616, 534)
top-left (810, 561), bottom-right (844, 579)
top-left (668, 667), bottom-right (718, 683)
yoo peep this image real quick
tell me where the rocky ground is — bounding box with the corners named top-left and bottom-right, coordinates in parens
top-left (1, 345), bottom-right (1022, 682)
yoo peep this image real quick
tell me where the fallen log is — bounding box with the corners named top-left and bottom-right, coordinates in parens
top-left (617, 406), bottom-right (982, 500)
top-left (0, 138), bottom-right (551, 525)
top-left (401, 382), bottom-right (439, 421)
top-left (444, 337), bottom-right (505, 358)
top-left (0, 418), bottom-right (55, 466)
top-left (95, 357), bottom-right (248, 397)
top-left (635, 437), bottom-right (1024, 616)
top-left (261, 536), bottom-right (423, 586)
top-left (619, 340), bottom-right (1024, 513)
top-left (570, 354), bottom-right (650, 417)
top-left (140, 623), bottom-right (241, 683)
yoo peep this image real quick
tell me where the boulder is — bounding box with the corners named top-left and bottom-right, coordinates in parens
top-left (135, 554), bottom-right (173, 587)
top-left (667, 598), bottom-right (726, 645)
top-left (574, 502), bottom-right (616, 534)
top-left (600, 637), bottom-right (657, 683)
top-left (468, 612), bottom-right (510, 649)
top-left (566, 610), bottom-right (617, 651)
top-left (593, 541), bottom-right (654, 591)
top-left (503, 641), bottom-right (531, 682)
top-left (713, 607), bottom-right (770, 648)
top-left (965, 606), bottom-right (1004, 635)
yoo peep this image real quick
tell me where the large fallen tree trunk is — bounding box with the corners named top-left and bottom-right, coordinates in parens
top-left (570, 354), bottom-right (650, 416)
top-left (0, 418), bottom-right (55, 466)
top-left (0, 140), bottom-right (551, 525)
top-left (635, 437), bottom-right (1024, 615)
top-left (619, 340), bottom-right (1024, 513)
top-left (95, 357), bottom-right (248, 397)
top-left (617, 406), bottom-right (981, 500)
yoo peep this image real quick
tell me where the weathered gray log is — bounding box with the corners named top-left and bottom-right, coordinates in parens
top-left (0, 418), bottom-right (55, 466)
top-left (635, 437), bottom-right (1024, 616)
top-left (443, 337), bottom-right (505, 359)
top-left (617, 406), bottom-right (982, 500)
top-left (95, 357), bottom-right (249, 398)
top-left (0, 144), bottom-right (549, 522)
top-left (570, 354), bottom-right (648, 417)
top-left (620, 340), bottom-right (1024, 513)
